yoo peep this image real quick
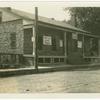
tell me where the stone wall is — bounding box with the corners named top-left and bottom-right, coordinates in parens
top-left (0, 19), bottom-right (24, 54)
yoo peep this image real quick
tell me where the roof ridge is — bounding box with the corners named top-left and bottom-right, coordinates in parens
top-left (0, 7), bottom-right (92, 34)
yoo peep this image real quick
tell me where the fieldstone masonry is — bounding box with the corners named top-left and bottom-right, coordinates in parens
top-left (0, 19), bottom-right (23, 54)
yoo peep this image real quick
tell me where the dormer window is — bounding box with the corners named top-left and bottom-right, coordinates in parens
top-left (0, 12), bottom-right (2, 23)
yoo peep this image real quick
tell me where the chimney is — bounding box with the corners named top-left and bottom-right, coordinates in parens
top-left (70, 14), bottom-right (77, 27)
top-left (51, 18), bottom-right (55, 20)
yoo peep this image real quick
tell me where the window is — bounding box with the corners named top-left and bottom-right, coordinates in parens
top-left (60, 58), bottom-right (64, 62)
top-left (52, 36), bottom-right (57, 51)
top-left (38, 58), bottom-right (44, 63)
top-left (10, 33), bottom-right (16, 49)
top-left (54, 58), bottom-right (59, 63)
top-left (45, 58), bottom-right (51, 63)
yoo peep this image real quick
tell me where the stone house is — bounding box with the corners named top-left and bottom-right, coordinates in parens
top-left (0, 7), bottom-right (99, 67)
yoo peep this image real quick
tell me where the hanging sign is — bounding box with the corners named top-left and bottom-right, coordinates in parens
top-left (77, 41), bottom-right (82, 48)
top-left (43, 36), bottom-right (52, 45)
top-left (72, 33), bottom-right (78, 40)
top-left (31, 37), bottom-right (35, 42)
top-left (59, 40), bottom-right (63, 47)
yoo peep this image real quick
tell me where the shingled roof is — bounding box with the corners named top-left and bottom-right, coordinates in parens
top-left (0, 7), bottom-right (91, 34)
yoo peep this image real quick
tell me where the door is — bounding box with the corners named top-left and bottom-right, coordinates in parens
top-left (24, 28), bottom-right (33, 54)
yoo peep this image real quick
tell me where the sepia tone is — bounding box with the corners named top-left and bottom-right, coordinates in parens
top-left (0, 7), bottom-right (99, 93)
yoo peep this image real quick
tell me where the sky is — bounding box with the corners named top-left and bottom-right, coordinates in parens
top-left (0, 1), bottom-right (71, 21)
top-left (0, 1), bottom-right (100, 21)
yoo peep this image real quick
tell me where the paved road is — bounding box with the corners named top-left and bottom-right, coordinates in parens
top-left (0, 67), bottom-right (100, 93)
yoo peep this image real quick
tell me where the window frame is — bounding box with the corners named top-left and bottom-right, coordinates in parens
top-left (10, 32), bottom-right (16, 49)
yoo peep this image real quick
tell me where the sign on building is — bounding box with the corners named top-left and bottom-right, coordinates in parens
top-left (31, 37), bottom-right (35, 42)
top-left (77, 41), bottom-right (82, 48)
top-left (59, 40), bottom-right (63, 47)
top-left (72, 33), bottom-right (78, 40)
top-left (43, 36), bottom-right (52, 45)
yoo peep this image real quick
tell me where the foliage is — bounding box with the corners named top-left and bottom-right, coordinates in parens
top-left (64, 7), bottom-right (100, 35)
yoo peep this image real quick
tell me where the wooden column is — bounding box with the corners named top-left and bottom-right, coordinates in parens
top-left (97, 39), bottom-right (100, 63)
top-left (34, 7), bottom-right (38, 71)
top-left (64, 32), bottom-right (67, 64)
top-left (32, 27), bottom-right (35, 56)
top-left (98, 39), bottom-right (100, 56)
top-left (82, 35), bottom-right (85, 57)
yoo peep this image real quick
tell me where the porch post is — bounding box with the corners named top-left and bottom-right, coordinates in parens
top-left (98, 39), bottom-right (100, 57)
top-left (34, 7), bottom-right (38, 71)
top-left (64, 32), bottom-right (67, 64)
top-left (82, 35), bottom-right (85, 57)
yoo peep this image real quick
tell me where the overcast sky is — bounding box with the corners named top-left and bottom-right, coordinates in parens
top-left (0, 2), bottom-right (71, 21)
top-left (1, 1), bottom-right (100, 21)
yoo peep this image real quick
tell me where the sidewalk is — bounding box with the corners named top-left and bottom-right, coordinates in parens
top-left (0, 63), bottom-right (100, 77)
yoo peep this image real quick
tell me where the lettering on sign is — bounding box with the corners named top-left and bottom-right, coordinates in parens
top-left (59, 40), bottom-right (63, 47)
top-left (43, 36), bottom-right (52, 45)
top-left (31, 37), bottom-right (35, 42)
top-left (72, 33), bottom-right (78, 40)
top-left (77, 41), bottom-right (82, 48)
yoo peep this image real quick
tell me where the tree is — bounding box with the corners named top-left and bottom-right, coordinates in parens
top-left (64, 7), bottom-right (100, 35)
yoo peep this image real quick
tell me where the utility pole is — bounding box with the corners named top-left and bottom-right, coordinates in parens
top-left (34, 7), bottom-right (38, 72)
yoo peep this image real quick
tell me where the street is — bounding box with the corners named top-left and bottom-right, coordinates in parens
top-left (0, 67), bottom-right (100, 93)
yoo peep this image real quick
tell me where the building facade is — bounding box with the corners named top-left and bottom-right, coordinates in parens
top-left (0, 7), bottom-right (99, 68)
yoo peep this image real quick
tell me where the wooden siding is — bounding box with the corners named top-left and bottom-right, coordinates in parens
top-left (38, 26), bottom-right (65, 56)
top-left (67, 33), bottom-right (84, 64)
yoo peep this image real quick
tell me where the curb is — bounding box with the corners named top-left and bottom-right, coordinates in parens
top-left (0, 64), bottom-right (100, 77)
